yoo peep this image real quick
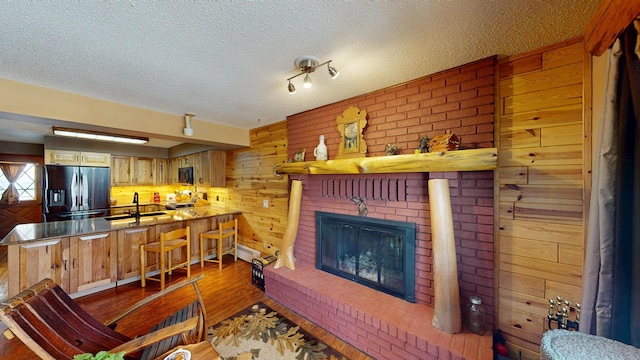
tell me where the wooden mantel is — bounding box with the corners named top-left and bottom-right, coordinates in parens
top-left (274, 148), bottom-right (497, 175)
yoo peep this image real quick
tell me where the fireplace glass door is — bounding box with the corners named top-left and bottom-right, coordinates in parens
top-left (316, 211), bottom-right (416, 302)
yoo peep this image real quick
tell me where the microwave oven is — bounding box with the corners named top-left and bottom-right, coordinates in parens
top-left (178, 166), bottom-right (194, 184)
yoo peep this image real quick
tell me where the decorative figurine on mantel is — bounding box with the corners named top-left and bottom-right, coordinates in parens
top-left (314, 135), bottom-right (328, 160)
top-left (385, 143), bottom-right (398, 156)
top-left (419, 135), bottom-right (430, 153)
top-left (428, 131), bottom-right (460, 152)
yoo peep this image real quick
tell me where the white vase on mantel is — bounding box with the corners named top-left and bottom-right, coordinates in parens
top-left (314, 135), bottom-right (328, 161)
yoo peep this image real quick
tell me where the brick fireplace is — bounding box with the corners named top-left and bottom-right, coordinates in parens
top-left (265, 57), bottom-right (496, 359)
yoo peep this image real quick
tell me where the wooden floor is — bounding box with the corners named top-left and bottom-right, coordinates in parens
top-left (0, 254), bottom-right (372, 360)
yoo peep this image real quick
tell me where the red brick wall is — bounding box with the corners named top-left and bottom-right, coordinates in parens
top-left (285, 56), bottom-right (495, 326)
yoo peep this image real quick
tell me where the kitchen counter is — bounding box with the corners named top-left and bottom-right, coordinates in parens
top-left (0, 206), bottom-right (238, 245)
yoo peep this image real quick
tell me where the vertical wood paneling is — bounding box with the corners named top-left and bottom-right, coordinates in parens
top-left (495, 38), bottom-right (588, 359)
top-left (225, 120), bottom-right (289, 256)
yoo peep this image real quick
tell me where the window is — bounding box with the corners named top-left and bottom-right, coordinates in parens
top-left (0, 163), bottom-right (38, 201)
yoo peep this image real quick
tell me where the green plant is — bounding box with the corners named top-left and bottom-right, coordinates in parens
top-left (73, 351), bottom-right (125, 360)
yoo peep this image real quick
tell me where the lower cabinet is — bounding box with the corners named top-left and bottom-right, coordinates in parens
top-left (117, 226), bottom-right (154, 280)
top-left (7, 237), bottom-right (70, 296)
top-left (188, 218), bottom-right (210, 260)
top-left (7, 231), bottom-right (117, 297)
top-left (69, 232), bottom-right (117, 294)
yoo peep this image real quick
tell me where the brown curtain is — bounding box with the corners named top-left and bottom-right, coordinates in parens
top-left (0, 163), bottom-right (26, 205)
top-left (581, 21), bottom-right (640, 347)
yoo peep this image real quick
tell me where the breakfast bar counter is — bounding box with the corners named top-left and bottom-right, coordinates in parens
top-left (1, 207), bottom-right (241, 298)
top-left (0, 206), bottom-right (238, 245)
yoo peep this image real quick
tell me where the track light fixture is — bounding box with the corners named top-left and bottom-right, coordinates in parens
top-left (287, 55), bottom-right (339, 94)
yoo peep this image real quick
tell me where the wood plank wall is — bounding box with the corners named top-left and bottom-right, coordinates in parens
top-left (495, 38), bottom-right (591, 359)
top-left (225, 120), bottom-right (290, 255)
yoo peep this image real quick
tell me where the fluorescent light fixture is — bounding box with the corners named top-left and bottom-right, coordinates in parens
top-left (52, 126), bottom-right (149, 144)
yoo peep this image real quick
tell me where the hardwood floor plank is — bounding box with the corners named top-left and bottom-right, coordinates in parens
top-left (0, 258), bottom-right (372, 359)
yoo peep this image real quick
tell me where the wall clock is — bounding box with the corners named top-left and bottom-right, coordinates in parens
top-left (336, 106), bottom-right (367, 159)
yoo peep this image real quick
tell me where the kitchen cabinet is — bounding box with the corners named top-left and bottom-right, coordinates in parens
top-left (69, 231), bottom-right (117, 293)
top-left (45, 149), bottom-right (111, 167)
top-left (111, 156), bottom-right (134, 185)
top-left (188, 218), bottom-right (210, 260)
top-left (193, 151), bottom-right (210, 186)
top-left (7, 237), bottom-right (71, 296)
top-left (111, 156), bottom-right (156, 185)
top-left (168, 157), bottom-right (181, 184)
top-left (134, 157), bottom-right (156, 185)
top-left (179, 154), bottom-right (195, 168)
top-left (210, 150), bottom-right (226, 187)
top-left (6, 231), bottom-right (116, 296)
top-left (117, 226), bottom-right (154, 280)
top-left (159, 150), bottom-right (225, 186)
top-left (155, 158), bottom-right (169, 185)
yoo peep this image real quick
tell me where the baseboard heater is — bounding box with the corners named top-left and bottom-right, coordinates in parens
top-left (237, 244), bottom-right (260, 263)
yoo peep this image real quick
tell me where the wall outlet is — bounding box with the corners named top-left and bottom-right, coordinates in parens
top-left (263, 199), bottom-right (269, 208)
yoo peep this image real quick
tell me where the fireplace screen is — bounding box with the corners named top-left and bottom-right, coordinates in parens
top-left (316, 211), bottom-right (416, 302)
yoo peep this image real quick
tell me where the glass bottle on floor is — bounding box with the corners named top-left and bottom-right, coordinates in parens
top-left (467, 296), bottom-right (485, 335)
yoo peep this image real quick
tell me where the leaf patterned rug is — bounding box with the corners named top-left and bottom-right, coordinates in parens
top-left (208, 302), bottom-right (349, 360)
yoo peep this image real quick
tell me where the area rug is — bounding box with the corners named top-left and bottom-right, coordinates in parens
top-left (208, 302), bottom-right (349, 360)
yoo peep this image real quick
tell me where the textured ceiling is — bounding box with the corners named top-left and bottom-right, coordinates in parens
top-left (0, 1), bottom-right (600, 147)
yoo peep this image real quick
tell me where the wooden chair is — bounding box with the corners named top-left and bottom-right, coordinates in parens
top-left (141, 226), bottom-right (191, 290)
top-left (199, 219), bottom-right (238, 270)
top-left (0, 275), bottom-right (208, 360)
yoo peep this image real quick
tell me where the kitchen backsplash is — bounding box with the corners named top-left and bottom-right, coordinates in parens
top-left (110, 185), bottom-right (227, 208)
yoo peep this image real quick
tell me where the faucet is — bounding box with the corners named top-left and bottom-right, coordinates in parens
top-left (132, 192), bottom-right (140, 223)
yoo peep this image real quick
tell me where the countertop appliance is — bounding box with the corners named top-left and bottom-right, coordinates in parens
top-left (42, 165), bottom-right (111, 222)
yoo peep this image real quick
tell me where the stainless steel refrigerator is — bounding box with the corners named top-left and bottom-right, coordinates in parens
top-left (42, 165), bottom-right (111, 222)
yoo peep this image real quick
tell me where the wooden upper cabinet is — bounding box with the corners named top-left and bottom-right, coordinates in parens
top-left (108, 150), bottom-right (224, 186)
top-left (111, 156), bottom-right (134, 186)
top-left (111, 156), bottom-right (156, 185)
top-left (155, 158), bottom-right (169, 185)
top-left (45, 149), bottom-right (110, 167)
top-left (134, 157), bottom-right (155, 185)
top-left (193, 151), bottom-right (210, 186)
top-left (210, 150), bottom-right (226, 187)
top-left (168, 157), bottom-right (181, 184)
top-left (80, 152), bottom-right (111, 167)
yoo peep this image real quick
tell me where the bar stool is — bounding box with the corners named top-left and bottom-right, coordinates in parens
top-left (141, 226), bottom-right (191, 290)
top-left (199, 219), bottom-right (237, 270)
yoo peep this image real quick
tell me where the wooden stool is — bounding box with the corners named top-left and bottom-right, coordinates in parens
top-left (199, 219), bottom-right (237, 270)
top-left (141, 226), bottom-right (191, 290)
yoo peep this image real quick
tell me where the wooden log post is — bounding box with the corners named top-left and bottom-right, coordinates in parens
top-left (273, 180), bottom-right (303, 270)
top-left (428, 178), bottom-right (462, 334)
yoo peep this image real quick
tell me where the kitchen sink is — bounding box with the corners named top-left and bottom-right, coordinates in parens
top-left (104, 211), bottom-right (167, 221)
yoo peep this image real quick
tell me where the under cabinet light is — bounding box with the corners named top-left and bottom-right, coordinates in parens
top-left (52, 126), bottom-right (148, 144)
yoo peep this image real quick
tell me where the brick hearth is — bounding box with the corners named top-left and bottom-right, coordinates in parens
top-left (265, 263), bottom-right (492, 359)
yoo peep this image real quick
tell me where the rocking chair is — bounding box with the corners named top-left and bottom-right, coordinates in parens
top-left (0, 274), bottom-right (209, 360)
